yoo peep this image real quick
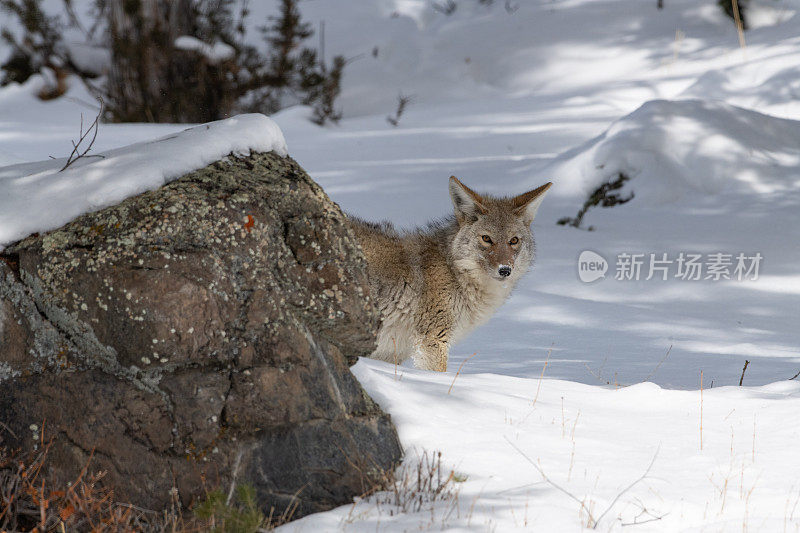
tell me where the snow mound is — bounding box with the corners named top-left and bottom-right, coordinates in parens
top-left (0, 113), bottom-right (287, 251)
top-left (547, 99), bottom-right (800, 203)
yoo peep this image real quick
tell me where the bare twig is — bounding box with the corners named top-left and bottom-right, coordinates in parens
top-left (63, 1), bottom-right (91, 39)
top-left (0, 421), bottom-right (17, 439)
top-left (789, 369), bottom-right (800, 381)
top-left (739, 360), bottom-right (750, 386)
top-left (592, 447), bottom-right (660, 528)
top-left (505, 437), bottom-right (659, 529)
top-left (504, 436), bottom-right (597, 526)
top-left (621, 503), bottom-right (668, 527)
top-left (622, 514), bottom-right (666, 527)
top-left (59, 97), bottom-right (104, 172)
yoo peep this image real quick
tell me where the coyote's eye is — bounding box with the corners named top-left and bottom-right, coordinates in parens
top-left (481, 235), bottom-right (493, 244)
top-left (509, 236), bottom-right (519, 245)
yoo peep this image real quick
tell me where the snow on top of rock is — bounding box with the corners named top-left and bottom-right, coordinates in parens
top-left (545, 99), bottom-right (800, 204)
top-left (174, 36), bottom-right (236, 64)
top-left (0, 113), bottom-right (288, 251)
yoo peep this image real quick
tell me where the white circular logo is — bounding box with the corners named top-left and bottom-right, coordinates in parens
top-left (578, 251), bottom-right (608, 283)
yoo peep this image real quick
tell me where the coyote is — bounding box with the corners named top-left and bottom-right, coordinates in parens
top-left (348, 176), bottom-right (551, 371)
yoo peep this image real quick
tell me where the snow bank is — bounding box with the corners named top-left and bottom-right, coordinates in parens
top-left (547, 99), bottom-right (800, 203)
top-left (0, 114), bottom-right (287, 251)
top-left (280, 359), bottom-right (800, 532)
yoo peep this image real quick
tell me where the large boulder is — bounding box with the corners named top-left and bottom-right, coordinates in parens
top-left (0, 151), bottom-right (402, 517)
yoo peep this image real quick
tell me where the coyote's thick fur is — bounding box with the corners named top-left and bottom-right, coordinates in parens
top-left (348, 176), bottom-right (551, 371)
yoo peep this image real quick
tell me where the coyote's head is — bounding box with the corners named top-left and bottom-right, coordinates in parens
top-left (448, 176), bottom-right (551, 283)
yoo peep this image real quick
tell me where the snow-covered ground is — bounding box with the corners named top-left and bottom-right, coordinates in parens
top-left (2, 0), bottom-right (800, 530)
top-left (284, 359), bottom-right (800, 532)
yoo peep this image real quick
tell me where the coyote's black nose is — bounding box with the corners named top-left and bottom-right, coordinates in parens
top-left (498, 266), bottom-right (512, 277)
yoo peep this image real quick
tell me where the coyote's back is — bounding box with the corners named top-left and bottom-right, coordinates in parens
top-left (349, 176), bottom-right (551, 371)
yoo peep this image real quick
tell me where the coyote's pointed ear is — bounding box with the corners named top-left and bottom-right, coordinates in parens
top-left (449, 176), bottom-right (487, 224)
top-left (512, 182), bottom-right (552, 224)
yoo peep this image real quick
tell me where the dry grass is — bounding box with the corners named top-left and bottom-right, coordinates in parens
top-left (0, 442), bottom-right (298, 533)
top-left (532, 347), bottom-right (552, 407)
top-left (731, 0), bottom-right (747, 49)
top-left (0, 441), bottom-right (156, 532)
top-left (700, 370), bottom-right (704, 451)
top-left (448, 353), bottom-right (476, 395)
top-left (365, 450), bottom-right (459, 517)
top-left (505, 436), bottom-right (659, 530)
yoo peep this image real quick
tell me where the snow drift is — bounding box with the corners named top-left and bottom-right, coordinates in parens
top-left (548, 99), bottom-right (800, 203)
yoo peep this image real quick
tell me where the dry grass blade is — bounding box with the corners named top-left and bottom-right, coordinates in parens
top-left (448, 352), bottom-right (476, 394)
top-left (532, 346), bottom-right (553, 407)
top-left (642, 344), bottom-right (672, 383)
top-left (731, 0), bottom-right (747, 49)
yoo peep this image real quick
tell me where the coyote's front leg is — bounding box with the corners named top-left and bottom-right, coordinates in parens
top-left (415, 339), bottom-right (450, 372)
top-left (413, 271), bottom-right (454, 371)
